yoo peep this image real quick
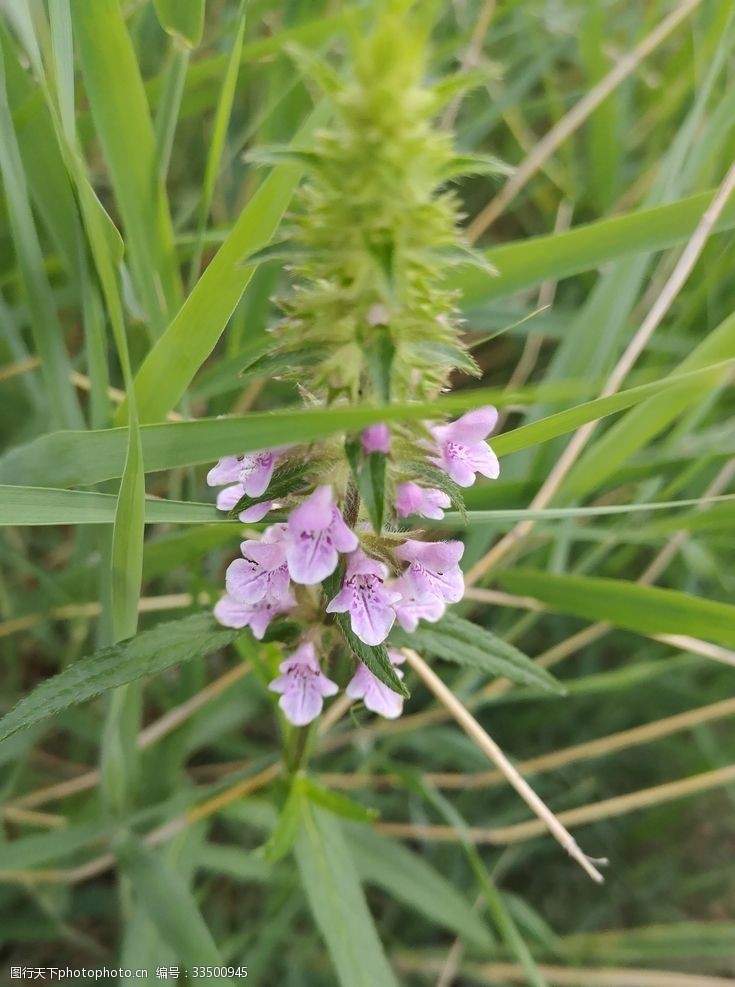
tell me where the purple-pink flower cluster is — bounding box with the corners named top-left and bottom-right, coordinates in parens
top-left (208, 406), bottom-right (499, 726)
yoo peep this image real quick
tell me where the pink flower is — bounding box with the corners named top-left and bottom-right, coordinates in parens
top-left (268, 641), bottom-right (338, 726)
top-left (346, 649), bottom-right (406, 719)
top-left (225, 525), bottom-right (291, 605)
top-left (361, 423), bottom-right (391, 454)
top-left (395, 539), bottom-right (465, 604)
top-left (430, 407), bottom-right (499, 487)
top-left (392, 574), bottom-right (446, 632)
top-left (395, 482), bottom-right (451, 520)
top-left (239, 501), bottom-right (274, 522)
top-left (208, 449), bottom-right (280, 521)
top-left (207, 450), bottom-right (278, 498)
top-left (213, 590), bottom-right (295, 639)
top-left (285, 485), bottom-right (358, 585)
top-left (215, 484), bottom-right (274, 522)
top-left (326, 550), bottom-right (401, 646)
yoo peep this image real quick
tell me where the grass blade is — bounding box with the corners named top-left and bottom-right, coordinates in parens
top-left (73, 0), bottom-right (182, 335)
top-left (4, 364), bottom-right (727, 490)
top-left (294, 804), bottom-right (399, 987)
top-left (498, 570), bottom-right (735, 649)
top-left (119, 102), bottom-right (328, 424)
top-left (0, 43), bottom-right (82, 429)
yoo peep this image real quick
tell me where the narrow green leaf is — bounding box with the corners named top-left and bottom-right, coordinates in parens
top-left (356, 452), bottom-right (386, 534)
top-left (455, 189), bottom-right (735, 306)
top-left (261, 781), bottom-right (305, 864)
top-left (419, 781), bottom-right (547, 987)
top-left (121, 103), bottom-right (328, 424)
top-left (438, 495), bottom-right (735, 527)
top-left (0, 43), bottom-right (82, 428)
top-left (73, 0), bottom-right (181, 334)
top-left (391, 613), bottom-right (564, 694)
top-left (493, 361), bottom-right (733, 458)
top-left (48, 0), bottom-right (75, 144)
top-left (3, 365), bottom-right (718, 490)
top-left (145, 8), bottom-right (368, 111)
top-left (345, 824), bottom-right (494, 950)
top-left (154, 44), bottom-right (190, 182)
top-left (0, 488), bottom-right (226, 526)
top-left (117, 838), bottom-right (232, 985)
top-left (188, 1), bottom-right (247, 286)
top-left (566, 311), bottom-right (735, 495)
top-left (0, 26), bottom-right (79, 273)
top-left (294, 804), bottom-right (399, 987)
top-left (498, 570), bottom-right (735, 649)
top-left (0, 614), bottom-right (237, 743)
top-left (153, 0), bottom-right (206, 49)
top-left (302, 778), bottom-right (378, 823)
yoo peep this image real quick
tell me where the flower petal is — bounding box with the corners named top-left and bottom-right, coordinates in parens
top-left (288, 485), bottom-right (334, 534)
top-left (286, 530), bottom-right (339, 584)
top-left (207, 457), bottom-right (242, 487)
top-left (213, 594), bottom-right (253, 628)
top-left (216, 483), bottom-right (246, 511)
top-left (239, 501), bottom-right (273, 522)
top-left (446, 406), bottom-right (498, 444)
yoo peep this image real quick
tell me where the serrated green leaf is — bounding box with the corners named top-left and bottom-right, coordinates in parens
top-left (239, 345), bottom-right (329, 382)
top-left (0, 614), bottom-right (237, 742)
top-left (407, 461), bottom-right (467, 520)
top-left (409, 339), bottom-right (481, 376)
top-left (391, 613), bottom-right (563, 694)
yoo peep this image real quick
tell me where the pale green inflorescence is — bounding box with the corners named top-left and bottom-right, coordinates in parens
top-left (271, 9), bottom-right (480, 406)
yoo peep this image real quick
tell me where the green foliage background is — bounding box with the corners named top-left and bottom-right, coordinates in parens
top-left (0, 0), bottom-right (734, 983)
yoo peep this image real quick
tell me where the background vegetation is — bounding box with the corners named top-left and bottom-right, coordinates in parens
top-left (1, 0), bottom-right (734, 983)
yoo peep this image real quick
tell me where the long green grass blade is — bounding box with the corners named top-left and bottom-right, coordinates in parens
top-left (117, 838), bottom-right (231, 985)
top-left (498, 570), bottom-right (735, 648)
top-left (120, 102), bottom-right (328, 424)
top-left (73, 0), bottom-right (182, 335)
top-left (455, 190), bottom-right (735, 307)
top-left (153, 0), bottom-right (206, 49)
top-left (4, 364), bottom-right (726, 489)
top-left (0, 43), bottom-right (82, 429)
top-left (294, 805), bottom-right (399, 987)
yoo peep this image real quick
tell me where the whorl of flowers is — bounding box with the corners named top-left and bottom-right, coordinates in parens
top-left (208, 9), bottom-right (502, 728)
